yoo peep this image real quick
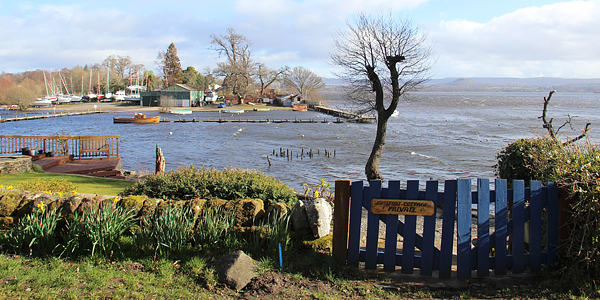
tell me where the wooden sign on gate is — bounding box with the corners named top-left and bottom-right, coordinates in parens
top-left (371, 199), bottom-right (435, 216)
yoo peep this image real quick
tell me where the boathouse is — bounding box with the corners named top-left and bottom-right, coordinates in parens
top-left (141, 84), bottom-right (204, 107)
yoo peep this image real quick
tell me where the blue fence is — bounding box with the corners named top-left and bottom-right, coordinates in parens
top-left (332, 179), bottom-right (559, 279)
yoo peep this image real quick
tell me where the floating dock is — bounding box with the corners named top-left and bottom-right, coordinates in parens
top-left (0, 110), bottom-right (105, 123)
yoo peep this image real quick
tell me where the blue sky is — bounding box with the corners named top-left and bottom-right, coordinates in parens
top-left (1, 0), bottom-right (599, 79)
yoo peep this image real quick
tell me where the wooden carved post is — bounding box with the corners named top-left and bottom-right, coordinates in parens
top-left (332, 179), bottom-right (352, 263)
top-left (156, 144), bottom-right (165, 174)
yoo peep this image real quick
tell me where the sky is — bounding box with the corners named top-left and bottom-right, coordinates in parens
top-left (0, 0), bottom-right (599, 79)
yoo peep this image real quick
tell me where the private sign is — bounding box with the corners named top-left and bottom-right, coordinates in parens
top-left (371, 199), bottom-right (435, 216)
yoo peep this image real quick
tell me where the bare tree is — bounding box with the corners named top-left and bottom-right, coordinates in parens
top-left (540, 90), bottom-right (591, 145)
top-left (282, 66), bottom-right (325, 99)
top-left (211, 28), bottom-right (255, 104)
top-left (255, 64), bottom-right (289, 95)
top-left (331, 13), bottom-right (434, 180)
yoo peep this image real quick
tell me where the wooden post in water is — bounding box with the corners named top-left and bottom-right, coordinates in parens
top-left (156, 144), bottom-right (165, 174)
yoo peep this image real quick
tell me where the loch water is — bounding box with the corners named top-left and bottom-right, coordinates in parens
top-left (2, 91), bottom-right (600, 191)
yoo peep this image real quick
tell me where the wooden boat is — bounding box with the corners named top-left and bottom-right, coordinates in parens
top-left (113, 113), bottom-right (160, 124)
top-left (293, 105), bottom-right (308, 111)
top-left (253, 108), bottom-right (270, 112)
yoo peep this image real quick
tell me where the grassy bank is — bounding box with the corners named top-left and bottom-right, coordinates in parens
top-left (0, 173), bottom-right (134, 195)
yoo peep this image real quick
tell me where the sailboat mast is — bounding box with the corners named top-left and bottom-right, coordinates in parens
top-left (43, 71), bottom-right (49, 97)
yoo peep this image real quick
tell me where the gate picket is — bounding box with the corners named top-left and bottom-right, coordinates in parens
top-left (495, 179), bottom-right (508, 275)
top-left (512, 180), bottom-right (526, 273)
top-left (365, 180), bottom-right (382, 269)
top-left (384, 181), bottom-right (401, 271)
top-left (439, 180), bottom-right (457, 278)
top-left (530, 181), bottom-right (543, 271)
top-left (347, 181), bottom-right (364, 267)
top-left (420, 181), bottom-right (439, 276)
top-left (477, 179), bottom-right (490, 277)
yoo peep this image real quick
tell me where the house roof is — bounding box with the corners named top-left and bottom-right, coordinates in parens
top-left (162, 84), bottom-right (200, 92)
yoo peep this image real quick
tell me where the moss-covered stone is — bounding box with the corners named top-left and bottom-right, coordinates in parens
top-left (186, 198), bottom-right (207, 219)
top-left (226, 199), bottom-right (265, 227)
top-left (76, 197), bottom-right (101, 214)
top-left (0, 191), bottom-right (23, 217)
top-left (118, 195), bottom-right (148, 216)
top-left (265, 203), bottom-right (289, 220)
top-left (139, 198), bottom-right (161, 218)
top-left (63, 196), bottom-right (82, 215)
top-left (302, 233), bottom-right (333, 250)
top-left (0, 216), bottom-right (14, 230)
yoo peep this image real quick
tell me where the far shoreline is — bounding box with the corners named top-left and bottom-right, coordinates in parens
top-left (26, 102), bottom-right (294, 113)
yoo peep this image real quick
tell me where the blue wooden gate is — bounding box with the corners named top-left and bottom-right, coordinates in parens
top-left (332, 179), bottom-right (559, 279)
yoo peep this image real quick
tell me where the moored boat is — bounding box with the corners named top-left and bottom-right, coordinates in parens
top-left (113, 113), bottom-right (160, 124)
top-left (253, 108), bottom-right (271, 112)
top-left (169, 110), bottom-right (192, 115)
top-left (221, 109), bottom-right (245, 114)
top-left (292, 105), bottom-right (308, 111)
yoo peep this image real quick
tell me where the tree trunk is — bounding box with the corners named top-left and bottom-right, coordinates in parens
top-left (156, 144), bottom-right (165, 174)
top-left (366, 114), bottom-right (389, 180)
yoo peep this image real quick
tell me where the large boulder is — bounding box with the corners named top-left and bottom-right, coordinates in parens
top-left (214, 250), bottom-right (257, 291)
top-left (0, 191), bottom-right (23, 217)
top-left (291, 200), bottom-right (310, 232)
top-left (304, 198), bottom-right (333, 238)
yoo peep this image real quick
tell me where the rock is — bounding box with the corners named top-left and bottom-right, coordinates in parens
top-left (265, 203), bottom-right (289, 221)
top-left (291, 200), bottom-right (309, 232)
top-left (139, 198), bottom-right (161, 218)
top-left (226, 199), bottom-right (265, 227)
top-left (0, 216), bottom-right (14, 230)
top-left (118, 195), bottom-right (148, 216)
top-left (215, 250), bottom-right (257, 291)
top-left (63, 196), bottom-right (82, 215)
top-left (0, 191), bottom-right (23, 217)
top-left (304, 198), bottom-right (333, 238)
top-left (185, 198), bottom-right (206, 219)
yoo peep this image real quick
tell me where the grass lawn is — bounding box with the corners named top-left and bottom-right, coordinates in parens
top-left (0, 172), bottom-right (135, 196)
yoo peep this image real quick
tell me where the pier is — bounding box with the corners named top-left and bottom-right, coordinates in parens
top-left (312, 105), bottom-right (375, 122)
top-left (0, 110), bottom-right (105, 123)
top-left (161, 117), bottom-right (346, 123)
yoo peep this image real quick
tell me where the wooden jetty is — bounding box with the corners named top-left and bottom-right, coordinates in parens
top-left (161, 117), bottom-right (345, 123)
top-left (0, 134), bottom-right (123, 179)
top-left (0, 110), bottom-right (105, 123)
top-left (312, 106), bottom-right (375, 122)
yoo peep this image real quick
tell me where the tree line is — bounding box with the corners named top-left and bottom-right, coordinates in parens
top-left (0, 28), bottom-right (325, 107)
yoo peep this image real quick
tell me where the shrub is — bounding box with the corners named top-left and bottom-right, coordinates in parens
top-left (551, 143), bottom-right (600, 281)
top-left (495, 137), bottom-right (564, 184)
top-left (120, 166), bottom-right (297, 207)
top-left (16, 178), bottom-right (77, 196)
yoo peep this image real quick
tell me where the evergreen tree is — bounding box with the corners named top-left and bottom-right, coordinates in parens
top-left (159, 43), bottom-right (183, 86)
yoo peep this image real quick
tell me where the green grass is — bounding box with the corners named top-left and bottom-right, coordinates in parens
top-left (0, 173), bottom-right (134, 195)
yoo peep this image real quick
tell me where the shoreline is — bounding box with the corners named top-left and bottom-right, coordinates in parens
top-left (26, 102), bottom-right (293, 113)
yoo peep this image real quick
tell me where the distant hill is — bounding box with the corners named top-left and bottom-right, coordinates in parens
top-left (322, 77), bottom-right (600, 92)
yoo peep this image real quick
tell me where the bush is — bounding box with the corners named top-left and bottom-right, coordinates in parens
top-left (120, 166), bottom-right (297, 207)
top-left (495, 137), bottom-right (564, 184)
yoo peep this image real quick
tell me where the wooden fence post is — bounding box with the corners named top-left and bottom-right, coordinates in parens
top-left (332, 179), bottom-right (351, 263)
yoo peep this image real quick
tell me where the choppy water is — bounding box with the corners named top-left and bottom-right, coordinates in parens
top-left (2, 91), bottom-right (600, 191)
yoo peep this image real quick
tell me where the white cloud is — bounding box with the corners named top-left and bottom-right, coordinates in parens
top-left (432, 0), bottom-right (600, 77)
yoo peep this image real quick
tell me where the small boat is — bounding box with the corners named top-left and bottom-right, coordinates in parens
top-left (293, 105), bottom-right (308, 111)
top-left (170, 110), bottom-right (192, 115)
top-left (253, 108), bottom-right (270, 112)
top-left (221, 109), bottom-right (245, 114)
top-left (113, 90), bottom-right (126, 101)
top-left (113, 113), bottom-right (160, 124)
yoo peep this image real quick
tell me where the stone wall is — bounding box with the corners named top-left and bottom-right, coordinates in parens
top-left (0, 155), bottom-right (33, 174)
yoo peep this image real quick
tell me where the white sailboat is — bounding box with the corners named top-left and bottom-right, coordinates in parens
top-left (103, 69), bottom-right (112, 101)
top-left (87, 69), bottom-right (97, 101)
